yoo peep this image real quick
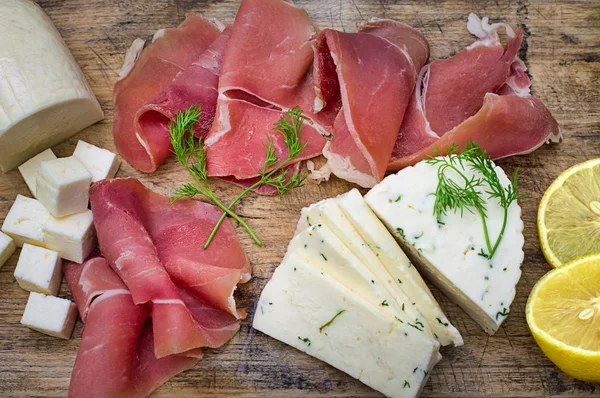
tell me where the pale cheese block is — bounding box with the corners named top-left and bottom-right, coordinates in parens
top-left (1, 195), bottom-right (50, 247)
top-left (14, 243), bottom-right (62, 296)
top-left (42, 210), bottom-right (96, 263)
top-left (0, 0), bottom-right (104, 171)
top-left (295, 199), bottom-right (437, 339)
top-left (0, 231), bottom-right (16, 269)
top-left (36, 156), bottom-right (92, 217)
top-left (73, 140), bottom-right (120, 182)
top-left (21, 292), bottom-right (77, 339)
top-left (17, 149), bottom-right (57, 198)
top-left (253, 251), bottom-right (440, 398)
top-left (336, 189), bottom-right (463, 346)
top-left (365, 158), bottom-right (524, 334)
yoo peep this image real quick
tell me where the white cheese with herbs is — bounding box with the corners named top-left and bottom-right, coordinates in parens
top-left (0, 0), bottom-right (104, 171)
top-left (336, 189), bottom-right (463, 346)
top-left (14, 243), bottom-right (62, 296)
top-left (296, 198), bottom-right (436, 338)
top-left (0, 232), bottom-right (16, 269)
top-left (365, 157), bottom-right (524, 334)
top-left (253, 251), bottom-right (440, 398)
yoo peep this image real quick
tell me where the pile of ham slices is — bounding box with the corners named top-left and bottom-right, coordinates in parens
top-left (65, 179), bottom-right (250, 397)
top-left (114, 0), bottom-right (560, 189)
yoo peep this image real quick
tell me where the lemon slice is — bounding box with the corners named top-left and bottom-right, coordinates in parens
top-left (537, 158), bottom-right (600, 268)
top-left (526, 254), bottom-right (600, 382)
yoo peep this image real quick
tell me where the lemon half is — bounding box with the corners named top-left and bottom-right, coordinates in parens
top-left (526, 254), bottom-right (600, 382)
top-left (537, 158), bottom-right (600, 268)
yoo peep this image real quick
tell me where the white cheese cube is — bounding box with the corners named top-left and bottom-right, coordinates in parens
top-left (253, 251), bottom-right (440, 398)
top-left (36, 156), bottom-right (92, 217)
top-left (0, 231), bottom-right (16, 269)
top-left (21, 292), bottom-right (77, 339)
top-left (1, 195), bottom-right (50, 247)
top-left (18, 148), bottom-right (57, 198)
top-left (42, 210), bottom-right (96, 263)
top-left (14, 243), bottom-right (62, 295)
top-left (365, 158), bottom-right (524, 334)
top-left (73, 140), bottom-right (120, 182)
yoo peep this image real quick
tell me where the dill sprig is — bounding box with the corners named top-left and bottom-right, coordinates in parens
top-left (170, 105), bottom-right (308, 249)
top-left (204, 106), bottom-right (309, 248)
top-left (426, 141), bottom-right (527, 259)
top-left (169, 105), bottom-right (261, 246)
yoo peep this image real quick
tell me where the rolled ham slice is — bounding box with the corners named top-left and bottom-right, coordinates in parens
top-left (388, 13), bottom-right (560, 170)
top-left (64, 255), bottom-right (199, 398)
top-left (113, 14), bottom-right (221, 173)
top-left (90, 178), bottom-right (249, 358)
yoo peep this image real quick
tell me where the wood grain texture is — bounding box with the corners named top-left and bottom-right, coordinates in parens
top-left (0, 0), bottom-right (599, 396)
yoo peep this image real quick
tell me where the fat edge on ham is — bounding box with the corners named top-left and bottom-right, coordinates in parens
top-left (64, 255), bottom-right (199, 398)
top-left (90, 178), bottom-right (250, 359)
top-left (388, 13), bottom-right (560, 170)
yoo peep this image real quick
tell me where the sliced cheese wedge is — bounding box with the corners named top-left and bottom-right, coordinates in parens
top-left (0, 0), bottom-right (103, 171)
top-left (365, 159), bottom-right (524, 334)
top-left (295, 199), bottom-right (441, 340)
top-left (253, 251), bottom-right (440, 398)
top-left (291, 223), bottom-right (431, 335)
top-left (336, 189), bottom-right (463, 346)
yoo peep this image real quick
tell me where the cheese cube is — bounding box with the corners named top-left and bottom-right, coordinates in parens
top-left (73, 140), bottom-right (120, 182)
top-left (0, 231), bottom-right (16, 269)
top-left (18, 148), bottom-right (57, 198)
top-left (365, 158), bottom-right (524, 334)
top-left (36, 156), bottom-right (92, 217)
top-left (14, 243), bottom-right (62, 295)
top-left (43, 210), bottom-right (96, 263)
top-left (21, 292), bottom-right (77, 339)
top-left (1, 195), bottom-right (50, 247)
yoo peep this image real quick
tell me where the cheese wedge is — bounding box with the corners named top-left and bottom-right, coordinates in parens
top-left (291, 223), bottom-right (432, 334)
top-left (253, 251), bottom-right (440, 398)
top-left (0, 0), bottom-right (103, 171)
top-left (296, 190), bottom-right (462, 346)
top-left (365, 158), bottom-right (524, 334)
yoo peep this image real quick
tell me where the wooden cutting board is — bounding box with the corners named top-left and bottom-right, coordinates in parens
top-left (0, 0), bottom-right (599, 396)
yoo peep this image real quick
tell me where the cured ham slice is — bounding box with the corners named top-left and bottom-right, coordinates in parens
top-left (388, 14), bottom-right (560, 170)
top-left (113, 14), bottom-right (221, 173)
top-left (135, 27), bottom-right (231, 168)
top-left (205, 0), bottom-right (329, 189)
top-left (315, 19), bottom-right (430, 187)
top-left (64, 255), bottom-right (198, 398)
top-left (205, 98), bottom-right (325, 180)
top-left (90, 178), bottom-right (248, 358)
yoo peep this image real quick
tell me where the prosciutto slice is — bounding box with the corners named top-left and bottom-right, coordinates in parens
top-left (314, 19), bottom-right (429, 187)
top-left (113, 15), bottom-right (221, 173)
top-left (90, 178), bottom-right (248, 358)
top-left (388, 14), bottom-right (560, 170)
top-left (205, 0), bottom-right (328, 188)
top-left (64, 255), bottom-right (198, 398)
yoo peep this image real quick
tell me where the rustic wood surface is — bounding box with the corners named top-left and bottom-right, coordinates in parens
top-left (0, 0), bottom-right (598, 396)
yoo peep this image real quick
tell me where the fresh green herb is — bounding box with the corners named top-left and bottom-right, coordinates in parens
top-left (402, 303), bottom-right (405, 311)
top-left (496, 307), bottom-right (509, 320)
top-left (320, 253), bottom-right (328, 261)
top-left (298, 336), bottom-right (311, 346)
top-left (413, 367), bottom-right (418, 373)
top-left (426, 141), bottom-right (527, 259)
top-left (269, 302), bottom-right (273, 305)
top-left (436, 318), bottom-right (449, 327)
top-left (424, 370), bottom-right (429, 376)
top-left (319, 310), bottom-right (347, 333)
top-left (395, 316), bottom-right (404, 323)
top-left (503, 267), bottom-right (508, 271)
top-left (380, 300), bottom-right (389, 307)
top-left (170, 105), bottom-right (308, 249)
top-left (395, 195), bottom-right (402, 202)
top-left (397, 278), bottom-right (402, 284)
top-left (396, 227), bottom-right (406, 239)
top-left (403, 380), bottom-right (411, 388)
top-left (407, 322), bottom-right (423, 332)
top-left (415, 232), bottom-right (424, 239)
